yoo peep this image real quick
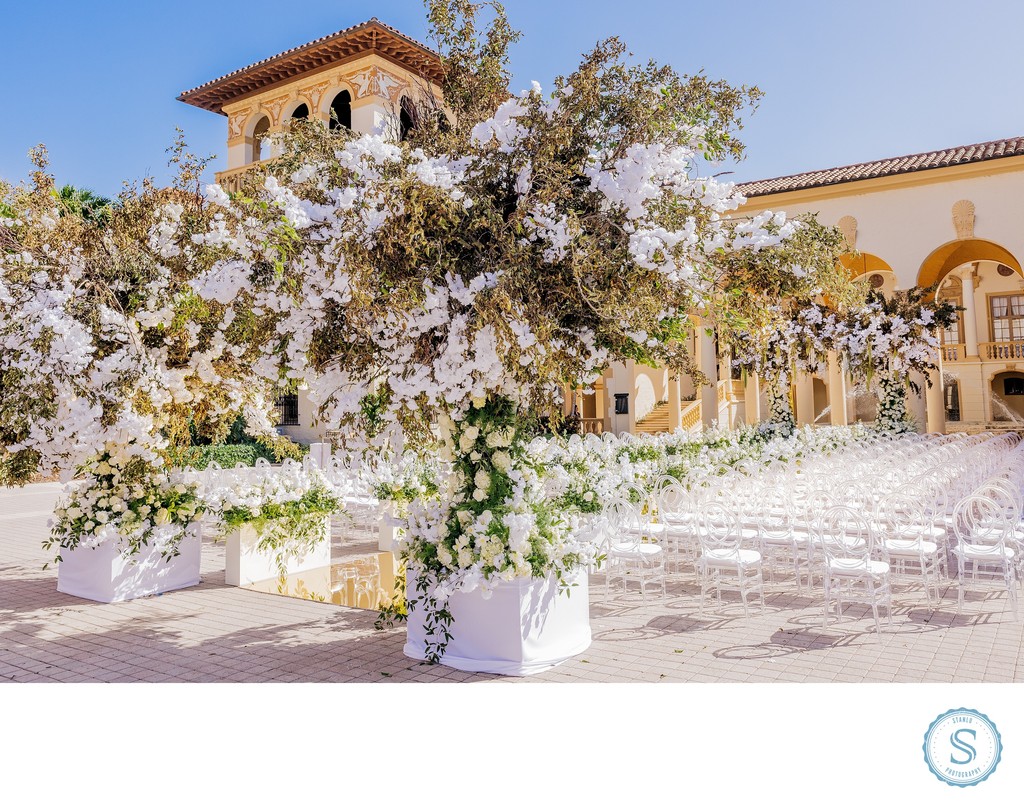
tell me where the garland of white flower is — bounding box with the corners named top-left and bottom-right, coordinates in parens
top-left (874, 369), bottom-right (915, 434)
top-left (765, 375), bottom-right (796, 437)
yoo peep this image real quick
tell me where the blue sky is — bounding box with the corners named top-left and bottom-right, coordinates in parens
top-left (2, 0), bottom-right (1022, 196)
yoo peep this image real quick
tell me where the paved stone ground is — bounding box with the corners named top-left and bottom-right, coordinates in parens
top-left (1, 482), bottom-right (1022, 683)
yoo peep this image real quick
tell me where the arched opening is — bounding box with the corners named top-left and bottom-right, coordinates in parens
top-left (329, 90), bottom-right (352, 131)
top-left (990, 371), bottom-right (1024, 423)
top-left (840, 252), bottom-right (893, 278)
top-left (841, 252), bottom-right (897, 297)
top-left (399, 96), bottom-right (417, 141)
top-left (251, 115), bottom-right (270, 163)
top-left (291, 103), bottom-right (309, 121)
top-left (917, 239), bottom-right (1022, 288)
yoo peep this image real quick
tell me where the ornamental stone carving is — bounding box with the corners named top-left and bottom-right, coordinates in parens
top-left (952, 199), bottom-right (975, 240)
top-left (227, 109), bottom-right (249, 140)
top-left (301, 80), bottom-right (333, 113)
top-left (263, 94), bottom-right (293, 127)
top-left (346, 66), bottom-right (404, 102)
top-left (837, 215), bottom-right (857, 250)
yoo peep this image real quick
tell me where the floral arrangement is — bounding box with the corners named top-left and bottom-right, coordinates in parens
top-left (44, 446), bottom-right (204, 564)
top-left (731, 288), bottom-right (957, 433)
top-left (0, 2), bottom-right (851, 655)
top-left (365, 450), bottom-right (440, 512)
top-left (397, 396), bottom-right (597, 662)
top-left (204, 462), bottom-right (343, 578)
top-left (832, 289), bottom-right (958, 432)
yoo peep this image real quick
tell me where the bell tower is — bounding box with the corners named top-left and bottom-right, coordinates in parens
top-left (178, 18), bottom-right (443, 192)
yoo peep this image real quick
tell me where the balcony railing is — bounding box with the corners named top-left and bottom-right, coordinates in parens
top-left (580, 418), bottom-right (604, 435)
top-left (981, 341), bottom-right (1024, 361)
top-left (941, 343), bottom-right (967, 362)
top-left (214, 159), bottom-right (273, 195)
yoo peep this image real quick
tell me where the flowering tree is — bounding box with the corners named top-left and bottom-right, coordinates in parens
top-left (721, 219), bottom-right (853, 434)
top-left (156, 0), bottom-right (820, 657)
top-left (0, 139), bottom-right (294, 559)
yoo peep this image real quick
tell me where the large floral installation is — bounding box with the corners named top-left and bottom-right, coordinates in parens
top-left (167, 2), bottom-right (835, 659)
top-left (832, 288), bottom-right (958, 432)
top-left (719, 218), bottom-right (855, 436)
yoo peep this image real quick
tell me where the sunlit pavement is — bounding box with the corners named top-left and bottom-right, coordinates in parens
top-left (1, 483), bottom-right (1021, 683)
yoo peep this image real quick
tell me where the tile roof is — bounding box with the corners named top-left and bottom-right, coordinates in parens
top-left (178, 19), bottom-right (442, 114)
top-left (737, 136), bottom-right (1024, 198)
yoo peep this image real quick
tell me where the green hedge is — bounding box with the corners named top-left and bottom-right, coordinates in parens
top-left (167, 444), bottom-right (278, 471)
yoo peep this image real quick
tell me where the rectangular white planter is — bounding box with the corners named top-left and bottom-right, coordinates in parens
top-left (57, 529), bottom-right (202, 603)
top-left (224, 515), bottom-right (332, 587)
top-left (404, 569), bottom-right (591, 676)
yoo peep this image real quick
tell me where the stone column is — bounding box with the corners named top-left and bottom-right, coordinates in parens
top-left (697, 327), bottom-right (718, 428)
top-left (795, 371), bottom-right (815, 426)
top-left (960, 266), bottom-right (980, 358)
top-left (744, 372), bottom-right (761, 425)
top-left (826, 352), bottom-right (848, 426)
top-left (667, 373), bottom-right (682, 432)
top-left (351, 97), bottom-right (392, 137)
top-left (909, 371), bottom-right (928, 431)
top-left (925, 364), bottom-right (946, 434)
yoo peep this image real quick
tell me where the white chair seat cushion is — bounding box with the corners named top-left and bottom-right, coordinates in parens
top-left (610, 542), bottom-right (664, 559)
top-left (701, 548), bottom-right (761, 568)
top-left (827, 558), bottom-right (889, 577)
top-left (881, 539), bottom-right (939, 556)
top-left (955, 543), bottom-right (1016, 560)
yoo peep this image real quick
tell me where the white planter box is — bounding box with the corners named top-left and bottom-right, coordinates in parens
top-left (404, 570), bottom-right (592, 676)
top-left (224, 515), bottom-right (332, 587)
top-left (57, 529), bottom-right (202, 603)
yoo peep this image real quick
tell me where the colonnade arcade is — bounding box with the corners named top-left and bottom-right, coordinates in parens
top-left (571, 234), bottom-right (1024, 437)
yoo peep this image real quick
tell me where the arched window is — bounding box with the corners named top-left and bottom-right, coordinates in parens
top-left (329, 90), bottom-right (351, 131)
top-left (399, 96), bottom-right (417, 141)
top-left (291, 103), bottom-right (309, 120)
top-left (251, 115), bottom-right (270, 163)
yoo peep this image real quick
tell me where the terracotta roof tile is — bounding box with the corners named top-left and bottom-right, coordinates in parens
top-left (737, 136), bottom-right (1024, 197)
top-left (178, 19), bottom-right (442, 114)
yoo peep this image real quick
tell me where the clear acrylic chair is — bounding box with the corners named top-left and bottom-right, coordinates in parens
top-left (951, 494), bottom-right (1019, 619)
top-left (817, 505), bottom-right (892, 634)
top-left (696, 501), bottom-right (764, 617)
top-left (600, 497), bottom-right (667, 601)
top-left (874, 488), bottom-right (943, 607)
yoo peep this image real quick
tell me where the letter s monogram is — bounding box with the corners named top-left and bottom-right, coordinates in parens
top-left (950, 729), bottom-right (977, 765)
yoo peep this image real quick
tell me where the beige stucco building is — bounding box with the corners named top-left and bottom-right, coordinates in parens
top-left (590, 137), bottom-right (1024, 437)
top-left (180, 20), bottom-right (1024, 441)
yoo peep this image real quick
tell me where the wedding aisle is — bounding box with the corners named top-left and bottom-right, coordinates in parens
top-left (2, 480), bottom-right (1021, 683)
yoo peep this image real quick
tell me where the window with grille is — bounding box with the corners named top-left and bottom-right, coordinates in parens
top-left (275, 394), bottom-right (299, 426)
top-left (990, 295), bottom-right (1024, 342)
top-left (938, 289), bottom-right (963, 345)
top-left (944, 380), bottom-right (961, 422)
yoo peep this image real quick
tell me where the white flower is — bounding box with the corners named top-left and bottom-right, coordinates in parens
top-left (492, 450), bottom-right (512, 473)
top-left (474, 469), bottom-right (490, 490)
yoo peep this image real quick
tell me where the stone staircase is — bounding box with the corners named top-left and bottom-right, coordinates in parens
top-left (635, 401), bottom-right (671, 435)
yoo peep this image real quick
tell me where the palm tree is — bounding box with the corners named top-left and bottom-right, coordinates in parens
top-left (55, 185), bottom-right (113, 225)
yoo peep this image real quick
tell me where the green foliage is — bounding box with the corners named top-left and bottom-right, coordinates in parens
top-left (164, 443), bottom-right (276, 470)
